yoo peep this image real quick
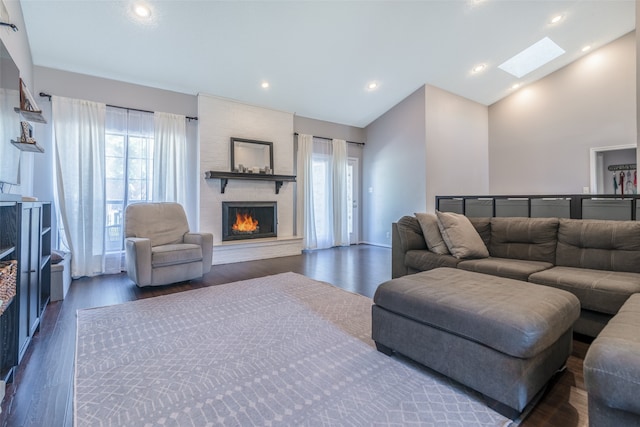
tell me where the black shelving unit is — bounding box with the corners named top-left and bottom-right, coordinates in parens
top-left (0, 202), bottom-right (19, 383)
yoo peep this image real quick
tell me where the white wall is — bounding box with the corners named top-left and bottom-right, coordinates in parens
top-left (0, 1), bottom-right (35, 197)
top-left (0, 2), bottom-right (32, 89)
top-left (488, 31), bottom-right (636, 194)
top-left (363, 86), bottom-right (426, 246)
top-left (198, 94), bottom-right (295, 243)
top-left (424, 85), bottom-right (489, 212)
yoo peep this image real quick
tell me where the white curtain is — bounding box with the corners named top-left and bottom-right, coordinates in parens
top-left (298, 135), bottom-right (350, 250)
top-left (52, 96), bottom-right (106, 278)
top-left (332, 138), bottom-right (349, 246)
top-left (311, 138), bottom-right (333, 249)
top-left (297, 134), bottom-right (317, 249)
top-left (153, 111), bottom-right (186, 206)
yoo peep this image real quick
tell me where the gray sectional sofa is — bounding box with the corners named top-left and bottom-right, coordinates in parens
top-left (392, 214), bottom-right (640, 337)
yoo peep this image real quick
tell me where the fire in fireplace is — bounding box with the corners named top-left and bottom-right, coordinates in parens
top-left (222, 202), bottom-right (277, 241)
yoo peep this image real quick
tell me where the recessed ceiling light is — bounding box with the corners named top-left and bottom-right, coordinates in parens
top-left (367, 82), bottom-right (379, 90)
top-left (472, 64), bottom-right (486, 74)
top-left (133, 3), bottom-right (151, 18)
top-left (499, 37), bottom-right (565, 78)
top-left (582, 45), bottom-right (592, 52)
top-left (550, 14), bottom-right (564, 24)
top-left (261, 81), bottom-right (270, 89)
top-left (511, 83), bottom-right (521, 90)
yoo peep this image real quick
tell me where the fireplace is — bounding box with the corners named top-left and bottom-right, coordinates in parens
top-left (222, 202), bottom-right (277, 241)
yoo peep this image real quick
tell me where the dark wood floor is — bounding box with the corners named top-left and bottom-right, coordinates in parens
top-left (0, 245), bottom-right (590, 426)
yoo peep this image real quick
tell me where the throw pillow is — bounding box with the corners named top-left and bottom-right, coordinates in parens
top-left (415, 213), bottom-right (449, 255)
top-left (51, 249), bottom-right (65, 264)
top-left (436, 211), bottom-right (489, 259)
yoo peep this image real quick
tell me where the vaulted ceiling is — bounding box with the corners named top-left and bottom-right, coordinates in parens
top-left (20, 0), bottom-right (635, 127)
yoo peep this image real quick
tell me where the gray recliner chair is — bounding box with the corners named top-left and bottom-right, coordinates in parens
top-left (124, 202), bottom-right (213, 287)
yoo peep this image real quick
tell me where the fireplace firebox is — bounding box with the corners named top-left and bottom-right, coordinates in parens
top-left (222, 202), bottom-right (277, 241)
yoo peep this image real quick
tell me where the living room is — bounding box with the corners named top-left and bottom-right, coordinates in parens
top-left (1, 2), bottom-right (636, 249)
top-left (0, 1), bottom-right (639, 426)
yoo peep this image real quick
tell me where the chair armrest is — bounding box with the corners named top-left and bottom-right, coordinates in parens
top-left (184, 232), bottom-right (214, 273)
top-left (125, 237), bottom-right (152, 286)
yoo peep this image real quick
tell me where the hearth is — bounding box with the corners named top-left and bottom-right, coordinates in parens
top-left (222, 202), bottom-right (277, 241)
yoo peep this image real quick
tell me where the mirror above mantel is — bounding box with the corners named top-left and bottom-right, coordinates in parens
top-left (230, 137), bottom-right (273, 174)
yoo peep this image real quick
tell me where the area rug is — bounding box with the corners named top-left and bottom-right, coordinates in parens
top-left (75, 272), bottom-right (513, 426)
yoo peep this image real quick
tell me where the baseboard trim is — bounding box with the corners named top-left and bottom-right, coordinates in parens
top-left (359, 241), bottom-right (391, 248)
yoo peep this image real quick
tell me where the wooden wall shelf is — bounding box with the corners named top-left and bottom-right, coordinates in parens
top-left (13, 108), bottom-right (46, 124)
top-left (11, 140), bottom-right (44, 153)
top-left (205, 171), bottom-right (296, 194)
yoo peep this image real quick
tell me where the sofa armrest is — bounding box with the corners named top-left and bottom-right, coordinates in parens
top-left (584, 295), bottom-right (640, 417)
top-left (396, 216), bottom-right (427, 252)
top-left (125, 237), bottom-right (152, 286)
top-left (392, 223), bottom-right (408, 278)
top-left (392, 216), bottom-right (427, 279)
top-left (184, 232), bottom-right (214, 273)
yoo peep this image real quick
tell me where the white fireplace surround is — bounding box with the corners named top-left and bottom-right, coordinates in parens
top-left (198, 94), bottom-right (303, 265)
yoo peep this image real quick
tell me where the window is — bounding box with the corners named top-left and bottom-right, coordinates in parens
top-left (105, 107), bottom-right (154, 252)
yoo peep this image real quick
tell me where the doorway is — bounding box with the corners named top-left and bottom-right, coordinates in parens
top-left (347, 158), bottom-right (360, 244)
top-left (590, 144), bottom-right (637, 194)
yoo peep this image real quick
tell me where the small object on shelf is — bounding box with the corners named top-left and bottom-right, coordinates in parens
top-left (0, 260), bottom-right (17, 315)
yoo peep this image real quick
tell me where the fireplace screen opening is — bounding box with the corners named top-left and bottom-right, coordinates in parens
top-left (222, 202), bottom-right (277, 241)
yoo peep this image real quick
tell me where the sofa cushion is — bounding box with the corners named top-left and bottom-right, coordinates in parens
top-left (458, 257), bottom-right (553, 281)
top-left (529, 266), bottom-right (640, 315)
top-left (405, 250), bottom-right (460, 272)
top-left (415, 213), bottom-right (449, 254)
top-left (556, 218), bottom-right (640, 273)
top-left (152, 243), bottom-right (202, 267)
top-left (436, 211), bottom-right (489, 259)
top-left (489, 217), bottom-right (559, 264)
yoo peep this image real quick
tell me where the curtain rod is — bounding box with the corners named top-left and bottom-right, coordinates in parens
top-left (294, 132), bottom-right (364, 146)
top-left (39, 92), bottom-right (198, 121)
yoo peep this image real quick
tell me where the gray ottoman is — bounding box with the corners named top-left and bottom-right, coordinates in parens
top-left (584, 293), bottom-right (640, 427)
top-left (372, 267), bottom-right (580, 417)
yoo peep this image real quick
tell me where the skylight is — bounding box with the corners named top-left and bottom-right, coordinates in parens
top-left (499, 37), bottom-right (565, 78)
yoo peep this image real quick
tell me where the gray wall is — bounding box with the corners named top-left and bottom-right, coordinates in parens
top-left (488, 31), bottom-right (636, 194)
top-left (425, 85), bottom-right (489, 212)
top-left (294, 115), bottom-right (365, 144)
top-left (363, 86), bottom-right (426, 246)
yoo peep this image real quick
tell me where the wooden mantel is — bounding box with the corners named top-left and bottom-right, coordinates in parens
top-left (205, 171), bottom-right (296, 194)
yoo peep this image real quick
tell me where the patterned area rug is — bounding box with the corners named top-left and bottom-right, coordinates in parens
top-left (75, 272), bottom-right (513, 426)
